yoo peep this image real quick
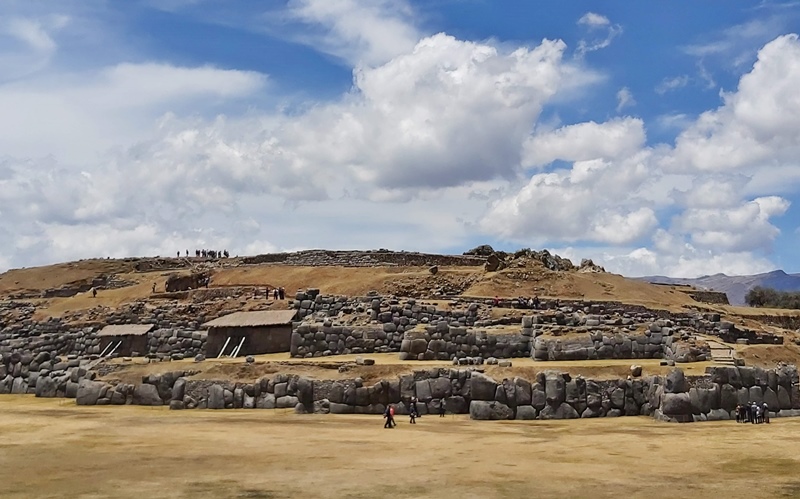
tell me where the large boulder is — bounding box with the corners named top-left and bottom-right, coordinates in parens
top-left (664, 369), bottom-right (687, 394)
top-left (515, 378), bottom-right (532, 406)
top-left (748, 386), bottom-right (764, 405)
top-left (35, 376), bottom-right (57, 398)
top-left (515, 405), bottom-right (537, 420)
top-left (539, 402), bottom-right (579, 420)
top-left (469, 400), bottom-right (513, 420)
top-left (430, 377), bottom-right (451, 400)
top-left (778, 385), bottom-right (792, 410)
top-left (689, 386), bottom-right (719, 414)
top-left (470, 373), bottom-right (498, 401)
top-left (172, 378), bottom-right (186, 401)
top-left (415, 380), bottom-right (433, 401)
top-left (610, 387), bottom-right (625, 409)
top-left (444, 396), bottom-right (467, 414)
top-left (133, 383), bottom-right (164, 406)
top-left (76, 379), bottom-right (105, 406)
top-left (763, 387), bottom-right (780, 411)
top-left (484, 254), bottom-right (503, 272)
top-left (661, 392), bottom-right (692, 416)
top-left (707, 408), bottom-right (730, 421)
top-left (531, 384), bottom-right (546, 411)
top-left (256, 393), bottom-right (276, 409)
top-left (719, 384), bottom-right (738, 412)
top-left (544, 371), bottom-right (566, 406)
top-left (207, 385), bottom-right (225, 409)
top-left (328, 402), bottom-right (354, 414)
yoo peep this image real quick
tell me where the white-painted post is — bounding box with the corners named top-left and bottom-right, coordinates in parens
top-left (231, 337), bottom-right (245, 358)
top-left (106, 340), bottom-right (122, 358)
top-left (99, 341), bottom-right (113, 358)
top-left (217, 336), bottom-right (231, 359)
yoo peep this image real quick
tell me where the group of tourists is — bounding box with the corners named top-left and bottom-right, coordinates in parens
top-left (735, 402), bottom-right (771, 424)
top-left (270, 287), bottom-right (286, 300)
top-left (178, 249), bottom-right (230, 259)
top-left (493, 294), bottom-right (555, 310)
top-left (382, 397), bottom-right (446, 428)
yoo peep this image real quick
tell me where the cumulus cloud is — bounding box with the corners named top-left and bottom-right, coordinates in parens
top-left (665, 34), bottom-right (800, 175)
top-left (0, 2), bottom-right (799, 280)
top-left (481, 148), bottom-right (658, 245)
top-left (577, 12), bottom-right (610, 27)
top-left (523, 117), bottom-right (645, 168)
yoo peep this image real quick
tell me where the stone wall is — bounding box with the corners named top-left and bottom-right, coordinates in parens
top-left (63, 364), bottom-right (800, 424)
top-left (399, 328), bottom-right (530, 361)
top-left (242, 250), bottom-right (487, 267)
top-left (652, 364), bottom-right (800, 422)
top-left (290, 322), bottom-right (402, 357)
top-left (532, 331), bottom-right (675, 361)
top-left (0, 301), bottom-right (207, 362)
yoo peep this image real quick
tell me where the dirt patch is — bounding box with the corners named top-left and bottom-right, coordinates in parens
top-left (736, 343), bottom-right (800, 368)
top-left (97, 354), bottom-right (715, 384)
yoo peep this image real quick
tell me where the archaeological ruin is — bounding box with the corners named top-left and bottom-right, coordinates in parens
top-left (1, 248), bottom-right (799, 423)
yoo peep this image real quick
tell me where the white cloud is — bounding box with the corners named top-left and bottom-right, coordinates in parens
top-left (0, 3), bottom-right (799, 281)
top-left (523, 117), bottom-right (646, 168)
top-left (577, 12), bottom-right (610, 27)
top-left (0, 63), bottom-right (266, 163)
top-left (0, 15), bottom-right (68, 80)
top-left (666, 34), bottom-right (800, 174)
top-left (674, 196), bottom-right (790, 252)
top-left (480, 149), bottom-right (658, 245)
top-left (576, 13), bottom-right (622, 57)
top-left (596, 244), bottom-right (778, 278)
top-left (616, 87), bottom-right (635, 112)
top-left (284, 0), bottom-right (421, 66)
top-left (683, 17), bottom-right (785, 65)
top-left (655, 75), bottom-right (690, 94)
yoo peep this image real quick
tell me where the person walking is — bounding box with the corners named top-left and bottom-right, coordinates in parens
top-left (439, 400), bottom-right (446, 417)
top-left (763, 402), bottom-right (770, 424)
top-left (273, 288), bottom-right (279, 300)
top-left (383, 405), bottom-right (394, 428)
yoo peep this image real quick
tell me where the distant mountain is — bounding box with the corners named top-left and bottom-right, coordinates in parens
top-left (638, 270), bottom-right (800, 306)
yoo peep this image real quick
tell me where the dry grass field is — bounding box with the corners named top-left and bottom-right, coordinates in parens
top-left (2, 397), bottom-right (800, 499)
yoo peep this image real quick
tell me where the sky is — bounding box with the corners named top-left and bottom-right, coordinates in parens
top-left (2, 0), bottom-right (800, 277)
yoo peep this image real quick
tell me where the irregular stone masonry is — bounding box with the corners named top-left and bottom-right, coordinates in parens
top-left (61, 364), bottom-right (800, 424)
top-left (0, 301), bottom-right (207, 365)
top-left (0, 293), bottom-right (783, 369)
top-left (399, 329), bottom-right (530, 361)
top-left (289, 294), bottom-right (751, 360)
top-left (241, 249), bottom-right (487, 267)
top-left (291, 323), bottom-right (403, 357)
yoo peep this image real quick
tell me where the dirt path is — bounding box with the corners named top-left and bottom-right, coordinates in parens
top-left (98, 354), bottom-right (717, 384)
top-left (2, 397), bottom-right (800, 499)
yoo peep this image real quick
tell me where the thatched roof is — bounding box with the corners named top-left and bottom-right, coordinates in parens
top-left (202, 310), bottom-right (297, 328)
top-left (97, 324), bottom-right (154, 337)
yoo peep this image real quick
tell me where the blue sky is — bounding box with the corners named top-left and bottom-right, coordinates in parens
top-left (1, 0), bottom-right (800, 277)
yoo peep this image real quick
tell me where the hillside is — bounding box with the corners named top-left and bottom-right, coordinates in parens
top-left (641, 270), bottom-right (800, 306)
top-left (0, 250), bottom-right (704, 320)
